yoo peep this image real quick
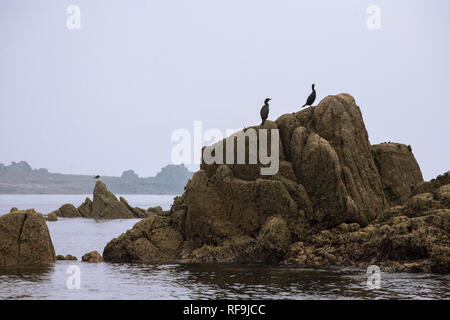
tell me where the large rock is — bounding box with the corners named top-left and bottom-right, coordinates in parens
top-left (372, 142), bottom-right (423, 206)
top-left (103, 93), bottom-right (449, 273)
top-left (0, 209), bottom-right (56, 267)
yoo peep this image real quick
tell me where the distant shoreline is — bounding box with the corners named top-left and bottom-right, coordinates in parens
top-left (0, 161), bottom-right (193, 195)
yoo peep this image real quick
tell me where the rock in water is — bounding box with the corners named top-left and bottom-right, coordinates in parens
top-left (51, 203), bottom-right (81, 218)
top-left (56, 254), bottom-right (78, 261)
top-left (82, 251), bottom-right (104, 263)
top-left (104, 215), bottom-right (183, 263)
top-left (102, 93), bottom-right (449, 273)
top-left (46, 211), bottom-right (58, 221)
top-left (0, 209), bottom-right (56, 267)
top-left (50, 181), bottom-right (150, 219)
top-left (88, 181), bottom-right (140, 218)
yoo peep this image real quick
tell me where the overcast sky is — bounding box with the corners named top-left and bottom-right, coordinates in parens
top-left (0, 0), bottom-right (449, 180)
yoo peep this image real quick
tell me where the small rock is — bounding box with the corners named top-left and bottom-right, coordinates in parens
top-left (82, 251), bottom-right (104, 263)
top-left (46, 212), bottom-right (58, 221)
top-left (56, 254), bottom-right (78, 261)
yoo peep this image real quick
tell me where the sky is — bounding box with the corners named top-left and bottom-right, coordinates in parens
top-left (0, 0), bottom-right (449, 180)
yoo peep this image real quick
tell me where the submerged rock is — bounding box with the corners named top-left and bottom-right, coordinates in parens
top-left (102, 93), bottom-right (449, 273)
top-left (0, 209), bottom-right (56, 267)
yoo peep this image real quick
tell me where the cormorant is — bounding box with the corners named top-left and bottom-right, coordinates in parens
top-left (260, 98), bottom-right (271, 126)
top-left (93, 175), bottom-right (100, 179)
top-left (301, 84), bottom-right (316, 108)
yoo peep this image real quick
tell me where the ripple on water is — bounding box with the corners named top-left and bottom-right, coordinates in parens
top-left (0, 195), bottom-right (449, 299)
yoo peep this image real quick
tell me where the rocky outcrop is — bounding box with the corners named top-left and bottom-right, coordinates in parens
top-left (90, 182), bottom-right (136, 219)
top-left (372, 142), bottom-right (423, 206)
top-left (51, 181), bottom-right (152, 219)
top-left (82, 251), bottom-right (104, 263)
top-left (412, 171), bottom-right (450, 197)
top-left (102, 93), bottom-right (449, 273)
top-left (0, 209), bottom-right (56, 267)
top-left (284, 181), bottom-right (450, 273)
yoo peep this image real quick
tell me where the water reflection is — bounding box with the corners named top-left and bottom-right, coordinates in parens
top-left (0, 262), bottom-right (449, 299)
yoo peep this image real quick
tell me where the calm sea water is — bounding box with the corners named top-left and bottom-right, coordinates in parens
top-left (0, 195), bottom-right (449, 300)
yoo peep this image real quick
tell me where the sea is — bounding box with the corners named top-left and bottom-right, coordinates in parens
top-left (0, 194), bottom-right (448, 300)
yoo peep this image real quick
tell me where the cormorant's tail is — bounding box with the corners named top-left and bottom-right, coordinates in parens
top-left (261, 120), bottom-right (265, 126)
top-left (301, 104), bottom-right (307, 108)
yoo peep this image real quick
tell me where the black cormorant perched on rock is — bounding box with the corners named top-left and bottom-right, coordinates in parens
top-left (301, 84), bottom-right (316, 108)
top-left (260, 98), bottom-right (271, 126)
top-left (93, 175), bottom-right (100, 179)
